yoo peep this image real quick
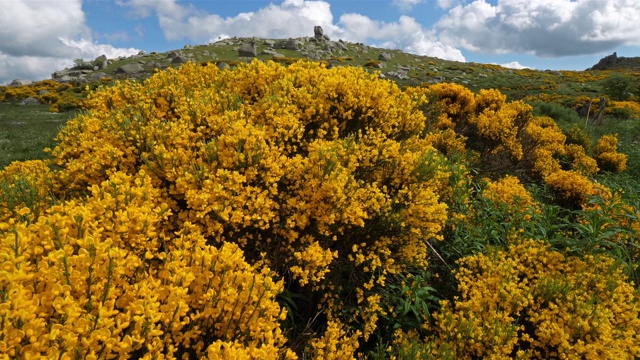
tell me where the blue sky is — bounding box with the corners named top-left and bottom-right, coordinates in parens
top-left (2, 0), bottom-right (640, 84)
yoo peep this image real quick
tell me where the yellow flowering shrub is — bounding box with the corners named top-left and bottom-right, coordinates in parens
top-left (421, 239), bottom-right (640, 359)
top-left (307, 320), bottom-right (361, 360)
top-left (46, 60), bottom-right (456, 347)
top-left (482, 175), bottom-right (538, 220)
top-left (421, 84), bottom-right (612, 211)
top-left (545, 170), bottom-right (608, 209)
top-left (521, 116), bottom-right (567, 178)
top-left (421, 83), bottom-right (475, 130)
top-left (5, 57), bottom-right (636, 357)
top-left (593, 134), bottom-right (628, 173)
top-left (0, 170), bottom-right (293, 359)
top-left (565, 143), bottom-right (599, 176)
top-left (609, 100), bottom-right (640, 118)
top-left (472, 100), bottom-right (531, 161)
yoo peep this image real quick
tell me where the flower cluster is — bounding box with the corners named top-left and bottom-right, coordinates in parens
top-left (482, 175), bottom-right (538, 220)
top-left (419, 239), bottom-right (640, 359)
top-left (0, 170), bottom-right (293, 359)
top-left (422, 83), bottom-right (612, 209)
top-left (593, 134), bottom-right (628, 173)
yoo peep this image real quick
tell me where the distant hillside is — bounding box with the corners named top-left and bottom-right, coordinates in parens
top-left (588, 52), bottom-right (640, 71)
top-left (4, 34), bottom-right (640, 110)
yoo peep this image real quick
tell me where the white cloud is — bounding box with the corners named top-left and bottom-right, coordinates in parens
top-left (117, 0), bottom-right (336, 42)
top-left (436, 0), bottom-right (457, 9)
top-left (337, 14), bottom-right (465, 61)
top-left (436, 0), bottom-right (640, 57)
top-left (499, 61), bottom-right (532, 69)
top-left (59, 38), bottom-right (140, 60)
top-left (0, 0), bottom-right (140, 84)
top-left (393, 0), bottom-right (424, 10)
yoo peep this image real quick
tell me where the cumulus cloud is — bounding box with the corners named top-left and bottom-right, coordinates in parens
top-left (116, 0), bottom-right (465, 61)
top-left (436, 0), bottom-right (459, 9)
top-left (393, 0), bottom-right (424, 10)
top-left (499, 61), bottom-right (532, 69)
top-left (117, 0), bottom-right (336, 42)
top-left (436, 0), bottom-right (640, 57)
top-left (337, 14), bottom-right (465, 61)
top-left (0, 0), bottom-right (139, 84)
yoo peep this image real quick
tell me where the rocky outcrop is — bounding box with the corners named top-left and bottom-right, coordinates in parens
top-left (590, 52), bottom-right (619, 70)
top-left (40, 31), bottom-right (403, 87)
top-left (114, 63), bottom-right (145, 75)
top-left (93, 55), bottom-right (108, 70)
top-left (379, 52), bottom-right (392, 61)
top-left (238, 42), bottom-right (258, 57)
top-left (588, 52), bottom-right (640, 71)
top-left (10, 79), bottom-right (32, 86)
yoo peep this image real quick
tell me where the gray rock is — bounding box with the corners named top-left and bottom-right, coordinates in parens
top-left (148, 61), bottom-right (164, 69)
top-left (20, 97), bottom-right (41, 105)
top-left (217, 62), bottom-right (230, 70)
top-left (335, 41), bottom-right (348, 51)
top-left (261, 49), bottom-right (277, 56)
top-left (114, 63), bottom-right (145, 74)
top-left (264, 39), bottom-right (275, 46)
top-left (87, 72), bottom-right (108, 81)
top-left (171, 56), bottom-right (190, 64)
top-left (373, 61), bottom-right (386, 69)
top-left (283, 39), bottom-right (303, 50)
top-left (10, 79), bottom-right (31, 86)
top-left (238, 42), bottom-right (257, 57)
top-left (167, 50), bottom-right (181, 59)
top-left (38, 90), bottom-right (49, 95)
top-left (379, 52), bottom-right (392, 61)
top-left (314, 25), bottom-right (324, 37)
top-left (386, 71), bottom-right (409, 80)
top-left (57, 75), bottom-right (73, 83)
top-left (93, 54), bottom-right (108, 69)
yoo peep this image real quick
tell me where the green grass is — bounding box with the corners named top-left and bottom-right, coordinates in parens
top-left (0, 103), bottom-right (77, 169)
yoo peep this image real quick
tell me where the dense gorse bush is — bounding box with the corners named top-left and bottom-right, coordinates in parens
top-left (1, 60), bottom-right (638, 358)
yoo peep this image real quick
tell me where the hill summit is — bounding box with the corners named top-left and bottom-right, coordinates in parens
top-left (589, 52), bottom-right (640, 70)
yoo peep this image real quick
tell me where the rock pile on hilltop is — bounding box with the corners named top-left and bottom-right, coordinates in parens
top-left (588, 52), bottom-right (640, 71)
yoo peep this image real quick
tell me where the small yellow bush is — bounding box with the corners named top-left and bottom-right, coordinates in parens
top-left (593, 134), bottom-right (628, 173)
top-left (482, 175), bottom-right (538, 219)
